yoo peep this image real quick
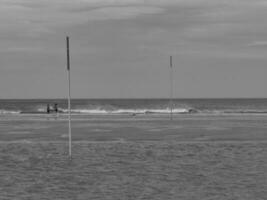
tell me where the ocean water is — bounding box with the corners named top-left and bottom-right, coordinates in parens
top-left (1, 98), bottom-right (267, 115)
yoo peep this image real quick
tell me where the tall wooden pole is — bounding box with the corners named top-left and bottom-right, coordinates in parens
top-left (170, 56), bottom-right (173, 120)
top-left (66, 36), bottom-right (72, 159)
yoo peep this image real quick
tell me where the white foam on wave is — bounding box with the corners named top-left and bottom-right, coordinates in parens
top-left (6, 107), bottom-right (267, 115)
top-left (37, 108), bottom-right (45, 112)
top-left (61, 109), bottom-right (109, 114)
top-left (0, 109), bottom-right (21, 114)
top-left (60, 108), bottom-right (192, 114)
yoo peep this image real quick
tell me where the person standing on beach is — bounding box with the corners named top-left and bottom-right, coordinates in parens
top-left (47, 104), bottom-right (50, 114)
top-left (54, 103), bottom-right (58, 113)
top-left (54, 103), bottom-right (59, 119)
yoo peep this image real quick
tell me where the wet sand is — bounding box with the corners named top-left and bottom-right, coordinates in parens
top-left (0, 114), bottom-right (267, 199)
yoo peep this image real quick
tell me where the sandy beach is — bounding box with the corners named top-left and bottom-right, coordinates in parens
top-left (0, 114), bottom-right (267, 199)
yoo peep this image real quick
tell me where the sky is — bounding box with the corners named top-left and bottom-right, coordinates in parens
top-left (1, 0), bottom-right (267, 98)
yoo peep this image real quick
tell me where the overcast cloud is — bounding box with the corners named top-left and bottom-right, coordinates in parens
top-left (1, 0), bottom-right (267, 98)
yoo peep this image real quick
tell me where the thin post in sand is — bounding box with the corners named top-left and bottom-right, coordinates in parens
top-left (66, 36), bottom-right (72, 159)
top-left (170, 56), bottom-right (173, 120)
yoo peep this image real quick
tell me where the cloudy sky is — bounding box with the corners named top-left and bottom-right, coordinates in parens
top-left (1, 0), bottom-right (267, 98)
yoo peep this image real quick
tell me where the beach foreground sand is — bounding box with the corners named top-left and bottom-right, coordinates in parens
top-left (0, 114), bottom-right (266, 199)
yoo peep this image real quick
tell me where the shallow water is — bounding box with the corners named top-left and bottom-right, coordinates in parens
top-left (0, 115), bottom-right (267, 199)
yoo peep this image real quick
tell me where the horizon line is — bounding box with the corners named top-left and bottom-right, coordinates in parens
top-left (1, 97), bottom-right (267, 100)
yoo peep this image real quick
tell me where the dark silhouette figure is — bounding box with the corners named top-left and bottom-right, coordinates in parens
top-left (54, 103), bottom-right (58, 113)
top-left (47, 104), bottom-right (50, 114)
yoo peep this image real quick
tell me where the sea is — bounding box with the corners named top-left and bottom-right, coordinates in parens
top-left (1, 98), bottom-right (267, 115)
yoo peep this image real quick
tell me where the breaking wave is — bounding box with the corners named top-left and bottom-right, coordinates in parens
top-left (2, 108), bottom-right (267, 115)
top-left (60, 108), bottom-right (195, 114)
top-left (0, 109), bottom-right (21, 114)
top-left (1, 99), bottom-right (267, 115)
